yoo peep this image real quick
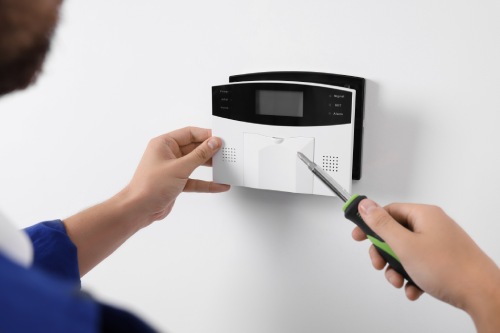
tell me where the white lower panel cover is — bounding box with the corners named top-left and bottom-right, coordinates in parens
top-left (212, 116), bottom-right (354, 197)
top-left (243, 133), bottom-right (314, 194)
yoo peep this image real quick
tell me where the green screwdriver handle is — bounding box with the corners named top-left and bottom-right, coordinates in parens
top-left (343, 195), bottom-right (418, 287)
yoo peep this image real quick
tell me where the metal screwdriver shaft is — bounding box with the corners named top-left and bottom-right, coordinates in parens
top-left (297, 152), bottom-right (350, 202)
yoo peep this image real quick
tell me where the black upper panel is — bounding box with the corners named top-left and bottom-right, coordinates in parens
top-left (213, 82), bottom-right (353, 127)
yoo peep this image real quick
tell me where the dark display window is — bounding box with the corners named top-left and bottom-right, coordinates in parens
top-left (256, 90), bottom-right (304, 117)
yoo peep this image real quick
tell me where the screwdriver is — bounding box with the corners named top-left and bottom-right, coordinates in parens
top-left (297, 152), bottom-right (417, 287)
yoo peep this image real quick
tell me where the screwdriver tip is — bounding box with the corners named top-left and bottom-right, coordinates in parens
top-left (297, 152), bottom-right (312, 167)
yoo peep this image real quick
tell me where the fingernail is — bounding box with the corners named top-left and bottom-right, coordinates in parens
top-left (387, 273), bottom-right (396, 285)
top-left (208, 138), bottom-right (218, 150)
top-left (359, 199), bottom-right (378, 215)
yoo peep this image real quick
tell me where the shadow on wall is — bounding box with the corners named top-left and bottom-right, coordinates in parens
top-left (359, 79), bottom-right (421, 199)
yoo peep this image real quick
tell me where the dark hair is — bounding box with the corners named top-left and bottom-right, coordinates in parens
top-left (0, 0), bottom-right (61, 96)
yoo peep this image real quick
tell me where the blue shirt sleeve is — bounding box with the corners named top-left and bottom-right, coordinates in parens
top-left (24, 220), bottom-right (81, 286)
top-left (2, 220), bottom-right (159, 332)
top-left (0, 253), bottom-right (99, 333)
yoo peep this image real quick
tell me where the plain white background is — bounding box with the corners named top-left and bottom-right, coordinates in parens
top-left (1, 0), bottom-right (499, 332)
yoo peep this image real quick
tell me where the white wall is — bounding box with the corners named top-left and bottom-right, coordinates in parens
top-left (1, 0), bottom-right (499, 332)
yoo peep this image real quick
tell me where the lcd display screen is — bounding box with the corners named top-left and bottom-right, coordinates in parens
top-left (256, 90), bottom-right (304, 117)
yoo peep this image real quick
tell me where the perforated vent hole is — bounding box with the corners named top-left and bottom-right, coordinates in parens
top-left (222, 147), bottom-right (237, 163)
top-left (322, 155), bottom-right (339, 172)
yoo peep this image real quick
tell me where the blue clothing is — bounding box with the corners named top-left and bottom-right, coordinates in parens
top-left (25, 221), bottom-right (81, 285)
top-left (0, 220), bottom-right (157, 333)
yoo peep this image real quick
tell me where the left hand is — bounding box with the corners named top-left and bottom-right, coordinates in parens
top-left (64, 126), bottom-right (230, 276)
top-left (124, 126), bottom-right (230, 227)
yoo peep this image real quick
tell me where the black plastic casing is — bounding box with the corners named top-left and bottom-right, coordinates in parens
top-left (229, 71), bottom-right (365, 180)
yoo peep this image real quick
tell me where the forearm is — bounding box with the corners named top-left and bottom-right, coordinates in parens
top-left (63, 187), bottom-right (148, 277)
top-left (62, 129), bottom-right (225, 277)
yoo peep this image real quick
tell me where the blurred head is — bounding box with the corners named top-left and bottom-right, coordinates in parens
top-left (0, 0), bottom-right (62, 97)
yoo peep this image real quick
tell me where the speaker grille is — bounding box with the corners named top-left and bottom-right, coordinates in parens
top-left (222, 147), bottom-right (237, 163)
top-left (322, 155), bottom-right (339, 172)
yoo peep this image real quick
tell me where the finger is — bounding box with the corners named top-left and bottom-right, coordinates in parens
top-left (184, 179), bottom-right (231, 193)
top-left (161, 127), bottom-right (211, 147)
top-left (180, 142), bottom-right (200, 156)
top-left (176, 137), bottom-right (222, 177)
top-left (385, 267), bottom-right (404, 289)
top-left (179, 143), bottom-right (213, 167)
top-left (369, 245), bottom-right (387, 270)
top-left (358, 199), bottom-right (412, 251)
top-left (382, 203), bottom-right (414, 230)
top-left (352, 226), bottom-right (367, 241)
top-left (405, 283), bottom-right (424, 301)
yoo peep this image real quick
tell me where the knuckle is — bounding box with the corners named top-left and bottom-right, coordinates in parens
top-left (194, 147), bottom-right (208, 161)
top-left (183, 126), bottom-right (193, 135)
top-left (147, 138), bottom-right (160, 151)
top-left (184, 126), bottom-right (197, 142)
top-left (148, 136), bottom-right (163, 147)
top-left (147, 137), bottom-right (158, 146)
top-left (427, 205), bottom-right (444, 214)
top-left (161, 136), bottom-right (177, 150)
top-left (420, 204), bottom-right (446, 218)
top-left (370, 210), bottom-right (390, 229)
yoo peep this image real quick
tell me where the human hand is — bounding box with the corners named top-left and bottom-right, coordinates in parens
top-left (124, 126), bottom-right (230, 227)
top-left (352, 199), bottom-right (500, 328)
top-left (63, 127), bottom-right (230, 276)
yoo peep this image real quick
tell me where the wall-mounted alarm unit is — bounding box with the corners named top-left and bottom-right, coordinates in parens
top-left (212, 71), bottom-right (365, 196)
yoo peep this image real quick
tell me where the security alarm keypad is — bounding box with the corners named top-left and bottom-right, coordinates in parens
top-left (212, 72), bottom-right (365, 197)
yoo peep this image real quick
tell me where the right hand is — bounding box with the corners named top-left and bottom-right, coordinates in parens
top-left (352, 199), bottom-right (500, 330)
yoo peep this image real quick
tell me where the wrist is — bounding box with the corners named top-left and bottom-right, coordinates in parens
top-left (463, 267), bottom-right (500, 333)
top-left (109, 186), bottom-right (152, 233)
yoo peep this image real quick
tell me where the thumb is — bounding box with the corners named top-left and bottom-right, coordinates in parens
top-left (177, 137), bottom-right (221, 176)
top-left (358, 199), bottom-right (410, 248)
